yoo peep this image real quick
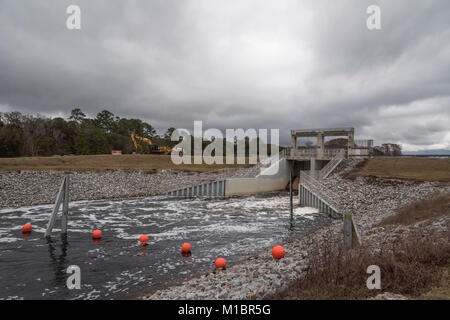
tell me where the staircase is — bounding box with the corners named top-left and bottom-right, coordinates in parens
top-left (318, 149), bottom-right (346, 179)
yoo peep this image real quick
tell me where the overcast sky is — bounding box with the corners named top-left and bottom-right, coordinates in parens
top-left (0, 0), bottom-right (449, 150)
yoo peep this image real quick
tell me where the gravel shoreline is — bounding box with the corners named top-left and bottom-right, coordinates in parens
top-left (0, 166), bottom-right (260, 209)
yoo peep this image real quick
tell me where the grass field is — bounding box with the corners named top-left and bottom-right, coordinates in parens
top-left (344, 158), bottom-right (450, 182)
top-left (0, 154), bottom-right (251, 172)
top-left (378, 193), bottom-right (450, 226)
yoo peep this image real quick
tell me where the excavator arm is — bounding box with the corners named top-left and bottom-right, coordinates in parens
top-left (130, 133), bottom-right (139, 151)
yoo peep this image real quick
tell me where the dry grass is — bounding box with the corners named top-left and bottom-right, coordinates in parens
top-left (343, 158), bottom-right (450, 182)
top-left (267, 232), bottom-right (450, 300)
top-left (0, 154), bottom-right (251, 172)
top-left (418, 272), bottom-right (450, 300)
top-left (378, 193), bottom-right (450, 226)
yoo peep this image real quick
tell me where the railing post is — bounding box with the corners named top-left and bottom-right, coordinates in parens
top-left (343, 213), bottom-right (353, 252)
top-left (343, 213), bottom-right (361, 251)
top-left (45, 175), bottom-right (68, 238)
top-left (61, 175), bottom-right (70, 234)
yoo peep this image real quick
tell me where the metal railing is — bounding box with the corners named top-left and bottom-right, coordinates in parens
top-left (289, 147), bottom-right (347, 158)
top-left (354, 139), bottom-right (374, 148)
top-left (45, 175), bottom-right (70, 237)
top-left (322, 148), bottom-right (345, 158)
top-left (290, 148), bottom-right (318, 158)
top-left (300, 170), bottom-right (342, 213)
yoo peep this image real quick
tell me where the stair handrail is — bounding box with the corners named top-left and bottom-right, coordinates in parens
top-left (300, 170), bottom-right (342, 213)
top-left (318, 149), bottom-right (346, 179)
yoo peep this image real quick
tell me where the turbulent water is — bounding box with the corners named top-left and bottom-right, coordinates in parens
top-left (0, 192), bottom-right (331, 300)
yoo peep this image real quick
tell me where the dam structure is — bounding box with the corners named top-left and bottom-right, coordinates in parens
top-left (166, 127), bottom-right (373, 216)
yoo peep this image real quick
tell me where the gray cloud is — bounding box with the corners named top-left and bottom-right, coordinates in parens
top-left (0, 0), bottom-right (449, 150)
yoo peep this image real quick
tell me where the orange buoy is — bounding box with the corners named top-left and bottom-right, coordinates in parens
top-left (92, 229), bottom-right (102, 239)
top-left (22, 223), bottom-right (32, 233)
top-left (139, 234), bottom-right (149, 243)
top-left (272, 245), bottom-right (285, 259)
top-left (181, 243), bottom-right (191, 253)
top-left (215, 257), bottom-right (226, 269)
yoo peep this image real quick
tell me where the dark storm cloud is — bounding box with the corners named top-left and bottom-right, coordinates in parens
top-left (0, 0), bottom-right (449, 150)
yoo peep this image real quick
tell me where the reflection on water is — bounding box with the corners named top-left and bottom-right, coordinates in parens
top-left (46, 235), bottom-right (69, 287)
top-left (0, 192), bottom-right (331, 300)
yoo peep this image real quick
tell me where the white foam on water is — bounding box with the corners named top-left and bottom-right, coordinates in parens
top-left (0, 192), bottom-right (330, 299)
top-left (0, 237), bottom-right (20, 243)
top-left (294, 206), bottom-right (319, 219)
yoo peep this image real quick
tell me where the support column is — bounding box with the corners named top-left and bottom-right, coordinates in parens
top-left (317, 133), bottom-right (324, 159)
top-left (299, 185), bottom-right (302, 205)
top-left (290, 134), bottom-right (297, 157)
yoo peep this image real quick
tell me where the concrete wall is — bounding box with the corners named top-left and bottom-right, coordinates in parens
top-left (225, 158), bottom-right (290, 197)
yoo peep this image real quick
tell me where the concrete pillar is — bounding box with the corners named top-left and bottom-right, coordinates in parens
top-left (317, 133), bottom-right (324, 159)
top-left (290, 134), bottom-right (297, 157)
top-left (300, 187), bottom-right (303, 206)
top-left (298, 185), bottom-right (301, 205)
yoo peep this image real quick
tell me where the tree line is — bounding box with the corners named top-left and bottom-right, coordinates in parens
top-left (0, 109), bottom-right (272, 158)
top-left (0, 108), bottom-right (175, 157)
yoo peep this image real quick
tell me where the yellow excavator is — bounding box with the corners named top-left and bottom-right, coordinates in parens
top-left (130, 133), bottom-right (183, 155)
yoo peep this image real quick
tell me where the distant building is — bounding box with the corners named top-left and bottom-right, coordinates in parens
top-left (373, 144), bottom-right (402, 156)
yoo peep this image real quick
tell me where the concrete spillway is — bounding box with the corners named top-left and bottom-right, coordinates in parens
top-left (166, 158), bottom-right (291, 198)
